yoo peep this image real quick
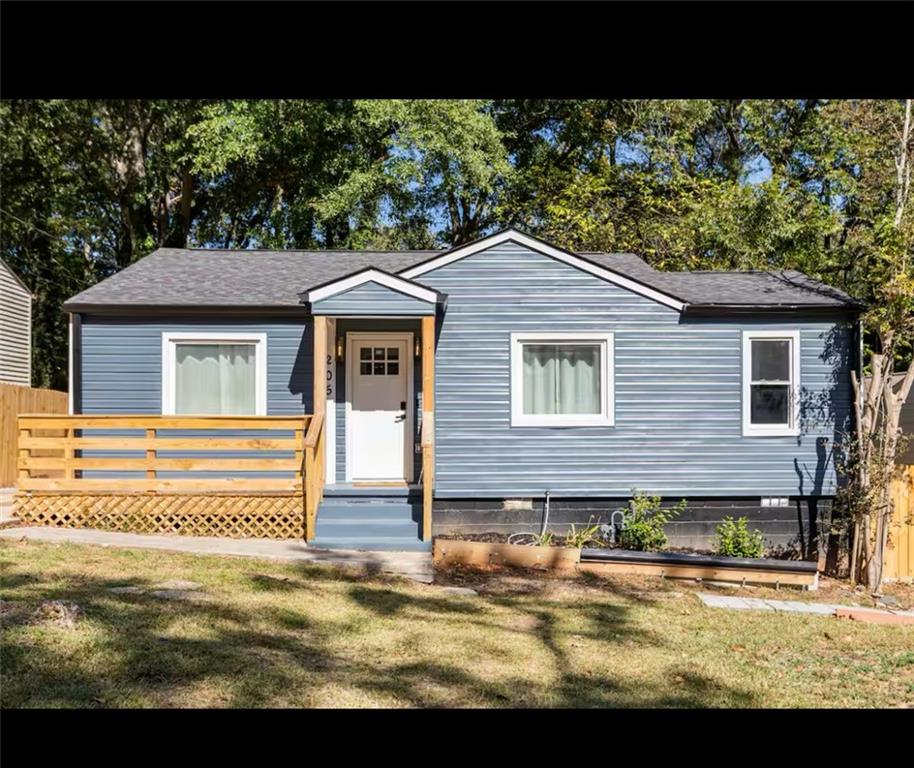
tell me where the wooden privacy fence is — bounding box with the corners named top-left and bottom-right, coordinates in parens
top-left (885, 465), bottom-right (914, 581)
top-left (0, 382), bottom-right (67, 486)
top-left (15, 413), bottom-right (326, 540)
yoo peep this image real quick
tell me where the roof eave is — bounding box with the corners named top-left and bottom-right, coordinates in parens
top-left (62, 303), bottom-right (307, 316)
top-left (683, 302), bottom-right (865, 316)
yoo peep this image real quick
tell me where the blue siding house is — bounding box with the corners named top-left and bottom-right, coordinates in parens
top-left (62, 228), bottom-right (862, 553)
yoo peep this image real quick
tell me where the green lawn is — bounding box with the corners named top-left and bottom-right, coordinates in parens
top-left (1, 538), bottom-right (912, 708)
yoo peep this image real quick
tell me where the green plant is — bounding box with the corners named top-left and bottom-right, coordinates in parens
top-left (562, 518), bottom-right (601, 548)
top-left (715, 516), bottom-right (765, 558)
top-left (619, 491), bottom-right (686, 552)
top-left (531, 530), bottom-right (554, 547)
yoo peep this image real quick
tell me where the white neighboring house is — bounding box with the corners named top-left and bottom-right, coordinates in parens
top-left (0, 258), bottom-right (32, 386)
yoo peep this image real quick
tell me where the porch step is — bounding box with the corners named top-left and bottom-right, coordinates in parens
top-left (323, 485), bottom-right (420, 499)
top-left (308, 537), bottom-right (432, 553)
top-left (312, 488), bottom-right (427, 552)
top-left (317, 502), bottom-right (418, 521)
top-left (316, 518), bottom-right (420, 539)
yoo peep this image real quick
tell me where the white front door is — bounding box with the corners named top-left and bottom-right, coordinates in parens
top-left (348, 335), bottom-right (411, 482)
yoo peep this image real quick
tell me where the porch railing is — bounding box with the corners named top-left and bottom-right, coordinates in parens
top-left (15, 413), bottom-right (326, 539)
top-left (302, 410), bottom-right (325, 538)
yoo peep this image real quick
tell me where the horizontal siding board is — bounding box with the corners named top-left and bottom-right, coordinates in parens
top-left (313, 281), bottom-right (435, 316)
top-left (416, 241), bottom-right (852, 498)
top-left (74, 241), bottom-right (853, 498)
top-left (81, 315), bottom-right (312, 416)
top-left (0, 261), bottom-right (32, 386)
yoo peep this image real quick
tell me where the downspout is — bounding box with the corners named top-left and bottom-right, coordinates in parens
top-left (541, 490), bottom-right (550, 536)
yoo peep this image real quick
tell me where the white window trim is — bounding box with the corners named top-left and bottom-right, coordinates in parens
top-left (67, 314), bottom-right (74, 414)
top-left (741, 329), bottom-right (800, 437)
top-left (510, 332), bottom-right (614, 427)
top-left (161, 331), bottom-right (268, 416)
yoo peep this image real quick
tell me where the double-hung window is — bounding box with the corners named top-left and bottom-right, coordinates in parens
top-left (742, 330), bottom-right (800, 436)
top-left (161, 332), bottom-right (267, 415)
top-left (510, 332), bottom-right (614, 427)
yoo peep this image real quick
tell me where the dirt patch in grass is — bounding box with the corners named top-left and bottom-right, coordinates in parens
top-left (2, 538), bottom-right (912, 708)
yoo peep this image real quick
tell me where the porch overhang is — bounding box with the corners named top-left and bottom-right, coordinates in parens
top-left (302, 268), bottom-right (445, 317)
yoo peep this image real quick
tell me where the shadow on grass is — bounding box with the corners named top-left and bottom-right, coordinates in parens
top-left (0, 549), bottom-right (758, 709)
top-left (347, 585), bottom-right (479, 617)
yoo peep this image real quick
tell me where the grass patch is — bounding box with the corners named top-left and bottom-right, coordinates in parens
top-left (1, 539), bottom-right (912, 708)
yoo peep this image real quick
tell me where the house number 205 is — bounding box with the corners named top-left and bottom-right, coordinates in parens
top-left (326, 353), bottom-right (334, 397)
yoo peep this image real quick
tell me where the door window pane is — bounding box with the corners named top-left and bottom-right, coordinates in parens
top-left (175, 344), bottom-right (256, 414)
top-left (387, 348), bottom-right (399, 360)
top-left (522, 344), bottom-right (601, 416)
top-left (373, 348), bottom-right (385, 360)
top-left (387, 362), bottom-right (399, 375)
top-left (359, 362), bottom-right (372, 375)
top-left (359, 347), bottom-right (371, 361)
top-left (373, 362), bottom-right (385, 375)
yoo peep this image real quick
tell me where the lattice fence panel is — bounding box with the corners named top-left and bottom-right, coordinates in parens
top-left (14, 493), bottom-right (305, 539)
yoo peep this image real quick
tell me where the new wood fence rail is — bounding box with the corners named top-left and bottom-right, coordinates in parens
top-left (15, 414), bottom-right (323, 539)
top-left (303, 410), bottom-right (325, 540)
top-left (0, 383), bottom-right (67, 485)
top-left (886, 465), bottom-right (914, 581)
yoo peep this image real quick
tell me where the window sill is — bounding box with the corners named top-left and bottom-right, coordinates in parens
top-left (742, 426), bottom-right (800, 438)
top-left (511, 417), bottom-right (615, 428)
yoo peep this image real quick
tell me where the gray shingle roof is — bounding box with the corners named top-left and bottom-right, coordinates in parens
top-left (63, 245), bottom-right (862, 311)
top-left (581, 254), bottom-right (861, 308)
top-left (65, 249), bottom-right (438, 308)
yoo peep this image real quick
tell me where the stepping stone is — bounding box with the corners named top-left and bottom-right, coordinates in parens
top-left (440, 586), bottom-right (478, 597)
top-left (836, 607), bottom-right (914, 625)
top-left (152, 580), bottom-right (202, 591)
top-left (149, 590), bottom-right (209, 602)
top-left (698, 594), bottom-right (773, 611)
top-left (738, 598), bottom-right (774, 611)
top-left (108, 586), bottom-right (143, 595)
top-left (697, 593), bottom-right (737, 609)
top-left (766, 600), bottom-right (836, 615)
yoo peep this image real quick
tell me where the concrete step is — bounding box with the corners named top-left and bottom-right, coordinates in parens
top-left (316, 518), bottom-right (420, 539)
top-left (308, 537), bottom-right (432, 553)
top-left (317, 503), bottom-right (418, 521)
top-left (323, 485), bottom-right (420, 499)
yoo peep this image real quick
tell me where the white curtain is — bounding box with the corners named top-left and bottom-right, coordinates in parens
top-left (522, 344), bottom-right (600, 416)
top-left (175, 344), bottom-right (256, 414)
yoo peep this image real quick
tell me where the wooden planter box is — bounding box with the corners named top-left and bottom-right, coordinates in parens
top-left (432, 538), bottom-right (581, 571)
top-left (432, 538), bottom-right (819, 589)
top-left (578, 548), bottom-right (819, 589)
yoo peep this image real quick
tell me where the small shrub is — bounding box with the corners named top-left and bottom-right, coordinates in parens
top-left (531, 530), bottom-right (554, 547)
top-left (563, 518), bottom-right (601, 548)
top-left (619, 491), bottom-right (686, 552)
top-left (715, 516), bottom-right (765, 558)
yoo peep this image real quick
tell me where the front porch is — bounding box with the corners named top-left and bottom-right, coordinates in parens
top-left (13, 309), bottom-right (437, 550)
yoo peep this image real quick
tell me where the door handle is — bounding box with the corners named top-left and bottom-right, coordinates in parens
top-left (395, 402), bottom-right (407, 423)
